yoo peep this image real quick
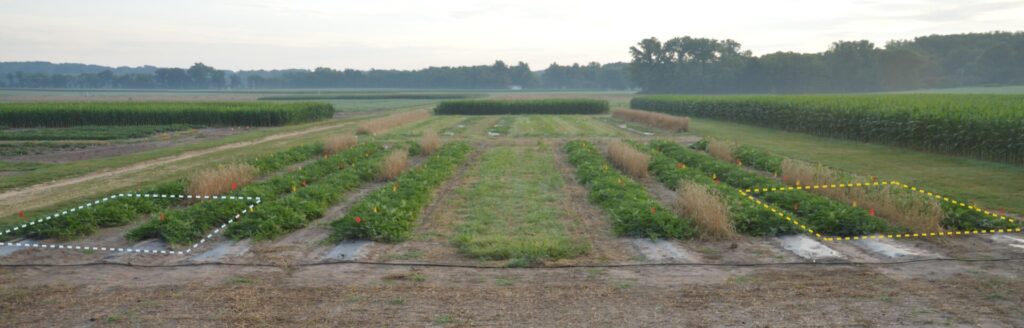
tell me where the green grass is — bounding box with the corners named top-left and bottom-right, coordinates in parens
top-left (386, 116), bottom-right (463, 137)
top-left (452, 145), bottom-right (589, 263)
top-left (0, 161), bottom-right (50, 172)
top-left (894, 85), bottom-right (1024, 94)
top-left (0, 141), bottom-right (96, 156)
top-left (508, 115), bottom-right (625, 137)
top-left (689, 118), bottom-right (1024, 213)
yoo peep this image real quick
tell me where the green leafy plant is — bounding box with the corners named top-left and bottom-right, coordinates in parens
top-left (564, 140), bottom-right (694, 239)
top-left (331, 142), bottom-right (471, 242)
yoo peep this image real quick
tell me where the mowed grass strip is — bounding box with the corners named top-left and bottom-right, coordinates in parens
top-left (453, 145), bottom-right (589, 263)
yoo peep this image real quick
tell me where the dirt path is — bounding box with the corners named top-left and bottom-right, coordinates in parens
top-left (1, 257), bottom-right (1022, 326)
top-left (0, 120), bottom-right (355, 218)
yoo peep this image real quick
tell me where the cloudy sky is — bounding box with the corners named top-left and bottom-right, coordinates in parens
top-left (1, 0), bottom-right (1021, 70)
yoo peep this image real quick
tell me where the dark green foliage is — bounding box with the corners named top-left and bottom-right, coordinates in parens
top-left (563, 140), bottom-right (694, 239)
top-left (331, 142), bottom-right (471, 242)
top-left (258, 93), bottom-right (483, 100)
top-left (631, 141), bottom-right (797, 236)
top-left (724, 139), bottom-right (1018, 231)
top-left (245, 143), bottom-right (323, 172)
top-left (19, 180), bottom-right (187, 241)
top-left (224, 147), bottom-right (384, 240)
top-left (0, 102), bottom-right (334, 128)
top-left (434, 99), bottom-right (609, 115)
top-left (632, 95), bottom-right (1024, 164)
top-left (651, 140), bottom-right (894, 237)
top-left (125, 143), bottom-right (378, 245)
top-left (0, 125), bottom-right (199, 140)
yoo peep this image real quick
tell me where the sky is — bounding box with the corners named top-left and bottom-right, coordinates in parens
top-left (1, 0), bottom-right (1022, 71)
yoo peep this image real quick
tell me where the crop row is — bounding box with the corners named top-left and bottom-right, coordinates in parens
top-left (0, 125), bottom-right (199, 140)
top-left (434, 99), bottom-right (609, 115)
top-left (127, 142), bottom-right (383, 245)
top-left (651, 140), bottom-right (894, 237)
top-left (629, 141), bottom-right (797, 236)
top-left (331, 142), bottom-right (471, 242)
top-left (0, 102), bottom-right (334, 127)
top-left (564, 140), bottom-right (694, 239)
top-left (702, 140), bottom-right (1020, 231)
top-left (17, 143), bottom-right (322, 241)
top-left (631, 94), bottom-right (1024, 164)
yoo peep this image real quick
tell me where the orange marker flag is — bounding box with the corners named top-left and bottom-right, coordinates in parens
top-left (19, 211), bottom-right (25, 218)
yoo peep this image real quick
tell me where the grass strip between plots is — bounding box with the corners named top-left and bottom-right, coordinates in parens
top-left (331, 142), bottom-right (472, 242)
top-left (452, 145), bottom-right (589, 263)
top-left (126, 142), bottom-right (382, 245)
top-left (564, 140), bottom-right (694, 239)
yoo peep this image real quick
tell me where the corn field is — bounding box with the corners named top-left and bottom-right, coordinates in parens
top-left (0, 102), bottom-right (334, 127)
top-left (631, 94), bottom-right (1024, 164)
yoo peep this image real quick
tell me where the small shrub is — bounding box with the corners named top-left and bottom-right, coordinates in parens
top-left (323, 135), bottom-right (357, 155)
top-left (676, 180), bottom-right (737, 240)
top-left (612, 108), bottom-right (689, 132)
top-left (188, 164), bottom-right (257, 196)
top-left (706, 139), bottom-right (736, 163)
top-left (606, 140), bottom-right (649, 178)
top-left (419, 131), bottom-right (441, 155)
top-left (379, 150), bottom-right (409, 181)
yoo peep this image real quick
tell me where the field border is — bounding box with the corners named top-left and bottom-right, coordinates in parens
top-left (0, 193), bottom-right (261, 255)
top-left (737, 180), bottom-right (1021, 241)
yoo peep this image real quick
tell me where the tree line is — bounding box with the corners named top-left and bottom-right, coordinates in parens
top-left (629, 32), bottom-right (1024, 93)
top-left (1, 61), bottom-right (632, 90)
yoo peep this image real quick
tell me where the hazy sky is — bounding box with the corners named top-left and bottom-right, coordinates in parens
top-left (1, 0), bottom-right (1021, 71)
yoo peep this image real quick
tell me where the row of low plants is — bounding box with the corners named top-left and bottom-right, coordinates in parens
top-left (697, 139), bottom-right (1020, 231)
top-left (330, 142), bottom-right (471, 242)
top-left (564, 140), bottom-right (694, 239)
top-left (258, 93), bottom-right (483, 101)
top-left (629, 141), bottom-right (798, 236)
top-left (126, 142), bottom-right (383, 245)
top-left (651, 140), bottom-right (895, 237)
top-left (434, 99), bottom-right (609, 115)
top-left (0, 102), bottom-right (334, 128)
top-left (631, 94), bottom-right (1024, 164)
top-left (223, 147), bottom-right (395, 240)
top-left (15, 143), bottom-right (325, 241)
top-left (0, 125), bottom-right (200, 140)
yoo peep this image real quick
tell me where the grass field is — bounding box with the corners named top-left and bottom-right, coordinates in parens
top-left (452, 145), bottom-right (589, 264)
